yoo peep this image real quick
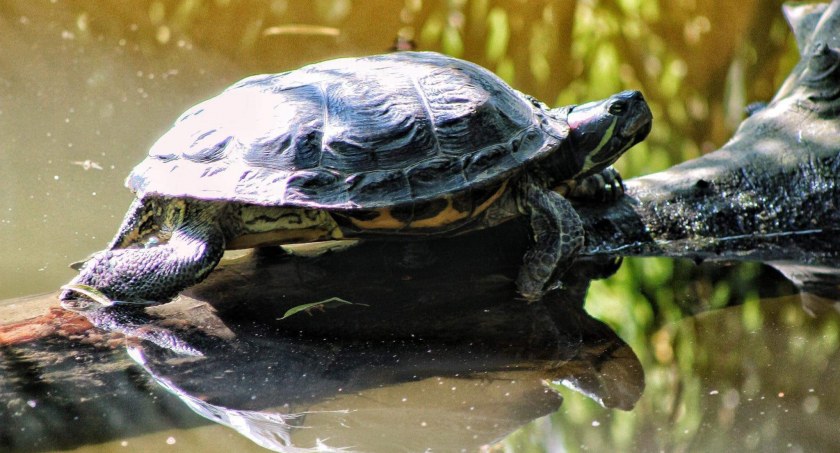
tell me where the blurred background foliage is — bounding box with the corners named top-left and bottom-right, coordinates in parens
top-left (53, 0), bottom-right (798, 172)
top-left (3, 0), bottom-right (837, 451)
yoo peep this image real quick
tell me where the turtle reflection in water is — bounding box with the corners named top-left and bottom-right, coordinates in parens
top-left (60, 51), bottom-right (652, 306)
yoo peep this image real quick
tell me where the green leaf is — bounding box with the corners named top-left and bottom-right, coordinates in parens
top-left (278, 297), bottom-right (367, 320)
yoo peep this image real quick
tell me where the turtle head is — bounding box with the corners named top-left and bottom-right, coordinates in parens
top-left (564, 90), bottom-right (652, 179)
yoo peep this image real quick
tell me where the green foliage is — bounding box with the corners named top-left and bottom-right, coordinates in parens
top-left (485, 7), bottom-right (509, 63)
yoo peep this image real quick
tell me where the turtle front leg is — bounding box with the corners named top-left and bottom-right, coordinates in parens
top-left (60, 220), bottom-right (226, 304)
top-left (516, 180), bottom-right (585, 301)
top-left (567, 166), bottom-right (625, 202)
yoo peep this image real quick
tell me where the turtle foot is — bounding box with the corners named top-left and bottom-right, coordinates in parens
top-left (515, 181), bottom-right (584, 302)
top-left (568, 167), bottom-right (625, 202)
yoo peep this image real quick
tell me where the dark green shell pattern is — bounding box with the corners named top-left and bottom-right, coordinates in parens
top-left (128, 51), bottom-right (569, 209)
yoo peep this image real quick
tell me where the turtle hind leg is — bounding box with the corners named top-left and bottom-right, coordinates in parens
top-left (106, 198), bottom-right (150, 249)
top-left (516, 181), bottom-right (584, 301)
top-left (60, 204), bottom-right (226, 304)
top-left (69, 198), bottom-right (151, 271)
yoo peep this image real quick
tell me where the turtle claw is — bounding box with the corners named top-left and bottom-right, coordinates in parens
top-left (516, 274), bottom-right (547, 303)
top-left (60, 283), bottom-right (116, 307)
top-left (568, 167), bottom-right (626, 202)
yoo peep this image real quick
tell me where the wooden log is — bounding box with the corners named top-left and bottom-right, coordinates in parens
top-left (576, 1), bottom-right (840, 268)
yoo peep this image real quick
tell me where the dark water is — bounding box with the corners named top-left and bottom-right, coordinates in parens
top-left (2, 1), bottom-right (838, 452)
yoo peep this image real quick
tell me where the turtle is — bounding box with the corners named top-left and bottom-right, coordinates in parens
top-left (60, 51), bottom-right (652, 306)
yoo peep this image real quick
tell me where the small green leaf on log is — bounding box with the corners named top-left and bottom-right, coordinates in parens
top-left (279, 297), bottom-right (367, 320)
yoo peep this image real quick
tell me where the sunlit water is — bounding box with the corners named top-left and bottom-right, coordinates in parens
top-left (3, 1), bottom-right (837, 452)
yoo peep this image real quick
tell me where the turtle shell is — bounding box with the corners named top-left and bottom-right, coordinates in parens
top-left (128, 51), bottom-right (569, 209)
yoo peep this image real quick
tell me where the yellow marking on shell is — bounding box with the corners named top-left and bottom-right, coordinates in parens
top-left (348, 181), bottom-right (509, 230)
top-left (409, 196), bottom-right (469, 228)
top-left (227, 228), bottom-right (336, 249)
top-left (233, 206), bottom-right (344, 248)
top-left (329, 223), bottom-right (344, 239)
top-left (471, 180), bottom-right (509, 218)
top-left (349, 208), bottom-right (408, 230)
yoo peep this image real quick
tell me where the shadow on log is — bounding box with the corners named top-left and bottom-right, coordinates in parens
top-left (121, 226), bottom-right (644, 452)
top-left (0, 222), bottom-right (645, 452)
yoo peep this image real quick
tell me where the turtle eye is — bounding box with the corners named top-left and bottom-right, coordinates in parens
top-left (608, 100), bottom-right (626, 115)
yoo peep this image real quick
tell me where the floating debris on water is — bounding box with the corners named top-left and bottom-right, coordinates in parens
top-left (71, 159), bottom-right (104, 170)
